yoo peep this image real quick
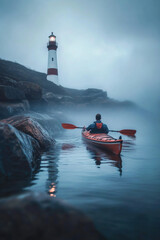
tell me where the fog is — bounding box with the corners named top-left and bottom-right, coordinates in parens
top-left (0, 0), bottom-right (160, 113)
top-left (60, 107), bottom-right (156, 130)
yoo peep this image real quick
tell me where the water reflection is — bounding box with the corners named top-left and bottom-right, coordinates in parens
top-left (0, 160), bottom-right (41, 198)
top-left (45, 148), bottom-right (59, 197)
top-left (122, 139), bottom-right (136, 152)
top-left (0, 175), bottom-right (37, 198)
top-left (85, 144), bottom-right (122, 176)
top-left (62, 143), bottom-right (75, 150)
top-left (48, 182), bottom-right (56, 197)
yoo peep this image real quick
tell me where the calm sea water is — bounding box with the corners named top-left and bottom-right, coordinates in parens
top-left (0, 110), bottom-right (160, 240)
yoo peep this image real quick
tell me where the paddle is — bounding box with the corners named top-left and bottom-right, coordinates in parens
top-left (109, 129), bottom-right (136, 136)
top-left (62, 123), bottom-right (83, 129)
top-left (61, 123), bottom-right (136, 136)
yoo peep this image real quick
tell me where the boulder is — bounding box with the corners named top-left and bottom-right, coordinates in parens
top-left (0, 192), bottom-right (106, 240)
top-left (0, 100), bottom-right (30, 119)
top-left (0, 122), bottom-right (40, 178)
top-left (2, 115), bottom-right (55, 150)
top-left (18, 81), bottom-right (42, 100)
top-left (24, 112), bottom-right (65, 138)
top-left (0, 85), bottom-right (25, 101)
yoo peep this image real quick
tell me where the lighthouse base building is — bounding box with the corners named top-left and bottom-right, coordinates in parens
top-left (47, 32), bottom-right (60, 85)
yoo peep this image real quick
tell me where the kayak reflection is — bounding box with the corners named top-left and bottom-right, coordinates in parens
top-left (85, 144), bottom-right (122, 176)
top-left (61, 141), bottom-right (122, 175)
top-left (122, 138), bottom-right (136, 152)
top-left (61, 143), bottom-right (75, 151)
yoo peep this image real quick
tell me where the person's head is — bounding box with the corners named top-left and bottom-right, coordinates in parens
top-left (96, 113), bottom-right (101, 121)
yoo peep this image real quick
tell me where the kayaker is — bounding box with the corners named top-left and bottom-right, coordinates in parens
top-left (86, 114), bottom-right (109, 134)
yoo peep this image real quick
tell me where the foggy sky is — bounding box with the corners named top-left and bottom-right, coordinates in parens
top-left (0, 0), bottom-right (160, 112)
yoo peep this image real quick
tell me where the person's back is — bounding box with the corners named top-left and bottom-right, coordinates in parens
top-left (86, 114), bottom-right (109, 134)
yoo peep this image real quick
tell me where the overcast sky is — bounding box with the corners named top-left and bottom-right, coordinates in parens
top-left (0, 0), bottom-right (160, 112)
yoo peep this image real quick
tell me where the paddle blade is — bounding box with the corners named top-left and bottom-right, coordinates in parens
top-left (61, 123), bottom-right (77, 129)
top-left (119, 129), bottom-right (136, 136)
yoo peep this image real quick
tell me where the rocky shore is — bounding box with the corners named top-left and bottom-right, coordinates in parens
top-left (0, 112), bottom-right (107, 239)
top-left (0, 58), bottom-right (139, 239)
top-left (0, 113), bottom-right (106, 240)
top-left (0, 121), bottom-right (41, 178)
top-left (0, 59), bottom-right (137, 116)
top-left (0, 114), bottom-right (56, 179)
top-left (0, 59), bottom-right (137, 179)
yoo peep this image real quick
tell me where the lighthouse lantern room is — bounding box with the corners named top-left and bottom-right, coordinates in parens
top-left (47, 32), bottom-right (59, 85)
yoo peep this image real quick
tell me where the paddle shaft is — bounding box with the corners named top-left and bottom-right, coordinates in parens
top-left (61, 123), bottom-right (136, 136)
top-left (65, 129), bottom-right (132, 132)
top-left (110, 130), bottom-right (120, 133)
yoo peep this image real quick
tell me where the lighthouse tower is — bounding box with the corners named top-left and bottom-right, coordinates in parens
top-left (47, 32), bottom-right (59, 85)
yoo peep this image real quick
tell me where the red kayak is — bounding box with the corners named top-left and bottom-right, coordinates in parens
top-left (82, 130), bottom-right (123, 155)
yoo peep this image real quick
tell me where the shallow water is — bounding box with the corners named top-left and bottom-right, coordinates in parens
top-left (1, 110), bottom-right (160, 240)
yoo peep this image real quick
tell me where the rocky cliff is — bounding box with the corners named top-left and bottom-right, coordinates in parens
top-left (0, 58), bottom-right (137, 118)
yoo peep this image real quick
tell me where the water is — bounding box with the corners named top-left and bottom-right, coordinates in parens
top-left (1, 110), bottom-right (160, 240)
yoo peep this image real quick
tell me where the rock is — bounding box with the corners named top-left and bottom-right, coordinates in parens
top-left (0, 75), bottom-right (18, 87)
top-left (44, 88), bottom-right (108, 108)
top-left (82, 88), bottom-right (108, 98)
top-left (0, 59), bottom-right (67, 95)
top-left (18, 81), bottom-right (42, 100)
top-left (0, 123), bottom-right (40, 178)
top-left (73, 89), bottom-right (108, 105)
top-left (0, 85), bottom-right (25, 101)
top-left (66, 88), bottom-right (108, 99)
top-left (0, 192), bottom-right (106, 240)
top-left (1, 115), bottom-right (55, 150)
top-left (60, 95), bottom-right (74, 103)
top-left (29, 98), bottom-right (49, 112)
top-left (43, 92), bottom-right (61, 103)
top-left (0, 100), bottom-right (30, 119)
top-left (25, 112), bottom-right (66, 138)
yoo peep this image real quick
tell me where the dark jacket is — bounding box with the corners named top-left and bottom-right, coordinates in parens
top-left (86, 120), bottom-right (109, 134)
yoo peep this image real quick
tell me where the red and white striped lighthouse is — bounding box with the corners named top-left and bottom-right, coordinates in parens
top-left (47, 32), bottom-right (59, 85)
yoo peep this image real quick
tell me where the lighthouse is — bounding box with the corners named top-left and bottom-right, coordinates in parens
top-left (47, 32), bottom-right (59, 85)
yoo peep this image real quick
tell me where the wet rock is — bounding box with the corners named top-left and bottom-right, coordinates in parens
top-left (0, 192), bottom-right (106, 240)
top-left (0, 85), bottom-right (25, 101)
top-left (2, 115), bottom-right (55, 150)
top-left (0, 100), bottom-right (30, 119)
top-left (24, 112), bottom-right (64, 138)
top-left (18, 81), bottom-right (42, 100)
top-left (0, 123), bottom-right (40, 178)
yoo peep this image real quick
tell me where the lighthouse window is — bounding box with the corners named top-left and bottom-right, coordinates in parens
top-left (52, 58), bottom-right (54, 61)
